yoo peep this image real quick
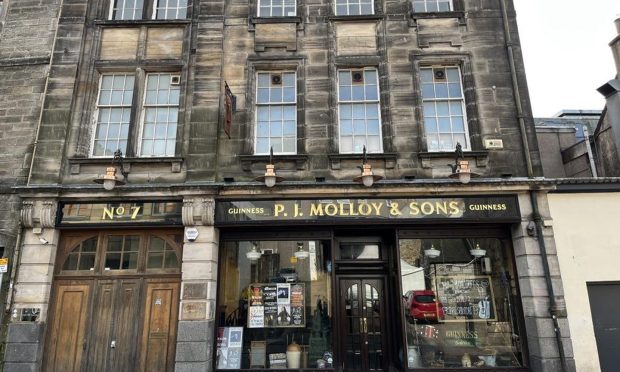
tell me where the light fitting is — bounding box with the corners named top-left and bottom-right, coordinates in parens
top-left (246, 242), bottom-right (262, 261)
top-left (255, 147), bottom-right (284, 187)
top-left (424, 244), bottom-right (441, 258)
top-left (470, 243), bottom-right (486, 258)
top-left (448, 143), bottom-right (479, 184)
top-left (94, 150), bottom-right (128, 190)
top-left (294, 242), bottom-right (309, 260)
top-left (353, 146), bottom-right (383, 187)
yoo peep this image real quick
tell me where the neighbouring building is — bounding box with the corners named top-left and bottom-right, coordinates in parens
top-left (543, 17), bottom-right (620, 372)
top-left (1, 1), bottom-right (579, 372)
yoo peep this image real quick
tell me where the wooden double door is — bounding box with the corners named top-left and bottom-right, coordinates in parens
top-left (338, 276), bottom-right (389, 372)
top-left (44, 230), bottom-right (182, 372)
top-left (45, 278), bottom-right (179, 372)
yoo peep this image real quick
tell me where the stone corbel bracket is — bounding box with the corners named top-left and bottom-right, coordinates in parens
top-left (182, 198), bottom-right (215, 226)
top-left (21, 200), bottom-right (57, 229)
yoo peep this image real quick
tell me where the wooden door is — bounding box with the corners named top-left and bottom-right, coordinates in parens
top-left (338, 277), bottom-right (388, 372)
top-left (86, 279), bottom-right (142, 372)
top-left (139, 280), bottom-right (180, 372)
top-left (44, 281), bottom-right (91, 372)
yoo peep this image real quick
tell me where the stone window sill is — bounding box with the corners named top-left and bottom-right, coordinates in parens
top-left (250, 16), bottom-right (302, 24)
top-left (238, 154), bottom-right (308, 171)
top-left (94, 19), bottom-right (191, 26)
top-left (328, 153), bottom-right (397, 170)
top-left (68, 157), bottom-right (184, 175)
top-left (418, 150), bottom-right (488, 169)
top-left (328, 14), bottom-right (384, 22)
top-left (411, 11), bottom-right (465, 20)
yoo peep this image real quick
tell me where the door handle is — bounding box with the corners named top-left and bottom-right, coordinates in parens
top-left (110, 340), bottom-right (116, 348)
top-left (363, 317), bottom-right (368, 333)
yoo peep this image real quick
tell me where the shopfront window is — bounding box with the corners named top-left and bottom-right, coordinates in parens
top-left (217, 240), bottom-right (333, 370)
top-left (399, 238), bottom-right (524, 369)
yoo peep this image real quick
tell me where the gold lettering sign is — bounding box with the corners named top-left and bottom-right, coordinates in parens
top-left (215, 197), bottom-right (519, 224)
top-left (102, 206), bottom-right (142, 220)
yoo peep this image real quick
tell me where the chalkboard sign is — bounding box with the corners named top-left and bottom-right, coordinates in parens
top-left (248, 283), bottom-right (305, 328)
top-left (434, 275), bottom-right (496, 322)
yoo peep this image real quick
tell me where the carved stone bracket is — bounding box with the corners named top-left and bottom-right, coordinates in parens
top-left (182, 198), bottom-right (215, 226)
top-left (21, 200), bottom-right (57, 229)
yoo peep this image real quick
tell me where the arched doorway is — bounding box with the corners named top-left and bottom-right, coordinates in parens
top-left (43, 230), bottom-right (182, 372)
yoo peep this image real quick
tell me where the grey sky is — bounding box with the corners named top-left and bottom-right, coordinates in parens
top-left (514, 0), bottom-right (620, 117)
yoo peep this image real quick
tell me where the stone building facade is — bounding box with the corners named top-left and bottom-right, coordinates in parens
top-left (1, 1), bottom-right (576, 372)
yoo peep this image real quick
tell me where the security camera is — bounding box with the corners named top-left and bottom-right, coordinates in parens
top-left (39, 237), bottom-right (49, 245)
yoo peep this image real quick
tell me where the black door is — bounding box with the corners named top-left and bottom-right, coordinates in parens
top-left (338, 276), bottom-right (388, 372)
top-left (587, 282), bottom-right (620, 372)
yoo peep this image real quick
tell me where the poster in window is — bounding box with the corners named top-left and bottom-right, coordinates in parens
top-left (263, 285), bottom-right (278, 327)
top-left (434, 275), bottom-right (496, 322)
top-left (277, 283), bottom-right (290, 304)
top-left (216, 327), bottom-right (243, 369)
top-left (247, 283), bottom-right (305, 328)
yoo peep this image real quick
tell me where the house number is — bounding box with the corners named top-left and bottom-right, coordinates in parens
top-left (102, 206), bottom-right (142, 220)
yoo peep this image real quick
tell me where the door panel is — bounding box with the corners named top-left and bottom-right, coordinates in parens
top-left (338, 277), bottom-right (388, 372)
top-left (139, 281), bottom-right (180, 372)
top-left (44, 282), bottom-right (91, 372)
top-left (111, 280), bottom-right (142, 372)
top-left (86, 282), bottom-right (114, 372)
top-left (588, 283), bottom-right (620, 372)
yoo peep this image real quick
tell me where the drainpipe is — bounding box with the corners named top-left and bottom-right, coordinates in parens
top-left (5, 224), bottom-right (23, 315)
top-left (500, 1), bottom-right (568, 371)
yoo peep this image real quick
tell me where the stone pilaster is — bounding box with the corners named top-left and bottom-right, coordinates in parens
top-left (513, 192), bottom-right (575, 372)
top-left (5, 200), bottom-right (59, 372)
top-left (175, 197), bottom-right (219, 372)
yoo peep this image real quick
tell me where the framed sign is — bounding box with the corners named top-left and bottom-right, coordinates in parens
top-left (248, 283), bottom-right (305, 328)
top-left (434, 275), bottom-right (496, 322)
top-left (216, 327), bottom-right (243, 369)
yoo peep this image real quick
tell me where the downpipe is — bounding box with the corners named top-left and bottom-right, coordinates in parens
top-left (500, 1), bottom-right (569, 371)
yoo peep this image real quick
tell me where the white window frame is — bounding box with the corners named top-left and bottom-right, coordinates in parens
top-left (254, 71), bottom-right (298, 155)
top-left (420, 65), bottom-right (470, 152)
top-left (334, 0), bottom-right (375, 16)
top-left (412, 0), bottom-right (453, 12)
top-left (137, 73), bottom-right (180, 157)
top-left (108, 0), bottom-right (188, 20)
top-left (337, 68), bottom-right (383, 154)
top-left (109, 0), bottom-right (144, 20)
top-left (257, 0), bottom-right (297, 17)
top-left (90, 73), bottom-right (135, 158)
top-left (151, 0), bottom-right (189, 20)
top-left (91, 72), bottom-right (181, 158)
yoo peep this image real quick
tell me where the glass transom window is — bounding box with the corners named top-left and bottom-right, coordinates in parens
top-left (258, 0), bottom-right (296, 17)
top-left (255, 72), bottom-right (297, 154)
top-left (335, 0), bottom-right (374, 16)
top-left (420, 66), bottom-right (469, 151)
top-left (338, 68), bottom-right (382, 153)
top-left (413, 0), bottom-right (453, 12)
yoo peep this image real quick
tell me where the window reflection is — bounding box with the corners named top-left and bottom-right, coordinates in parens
top-left (399, 238), bottom-right (523, 368)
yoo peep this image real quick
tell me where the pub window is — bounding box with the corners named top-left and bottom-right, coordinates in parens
top-left (109, 0), bottom-right (188, 20)
top-left (146, 236), bottom-right (180, 269)
top-left (255, 71), bottom-right (297, 154)
top-left (398, 238), bottom-right (524, 369)
top-left (337, 68), bottom-right (382, 153)
top-left (258, 0), bottom-right (296, 17)
top-left (92, 72), bottom-right (180, 157)
top-left (334, 0), bottom-right (374, 16)
top-left (420, 66), bottom-right (470, 151)
top-left (216, 240), bottom-right (333, 370)
top-left (412, 0), bottom-right (452, 12)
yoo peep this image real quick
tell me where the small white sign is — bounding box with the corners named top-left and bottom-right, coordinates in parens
top-left (185, 227), bottom-right (199, 241)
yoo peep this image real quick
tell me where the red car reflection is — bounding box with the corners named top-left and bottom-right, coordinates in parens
top-left (405, 290), bottom-right (445, 323)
